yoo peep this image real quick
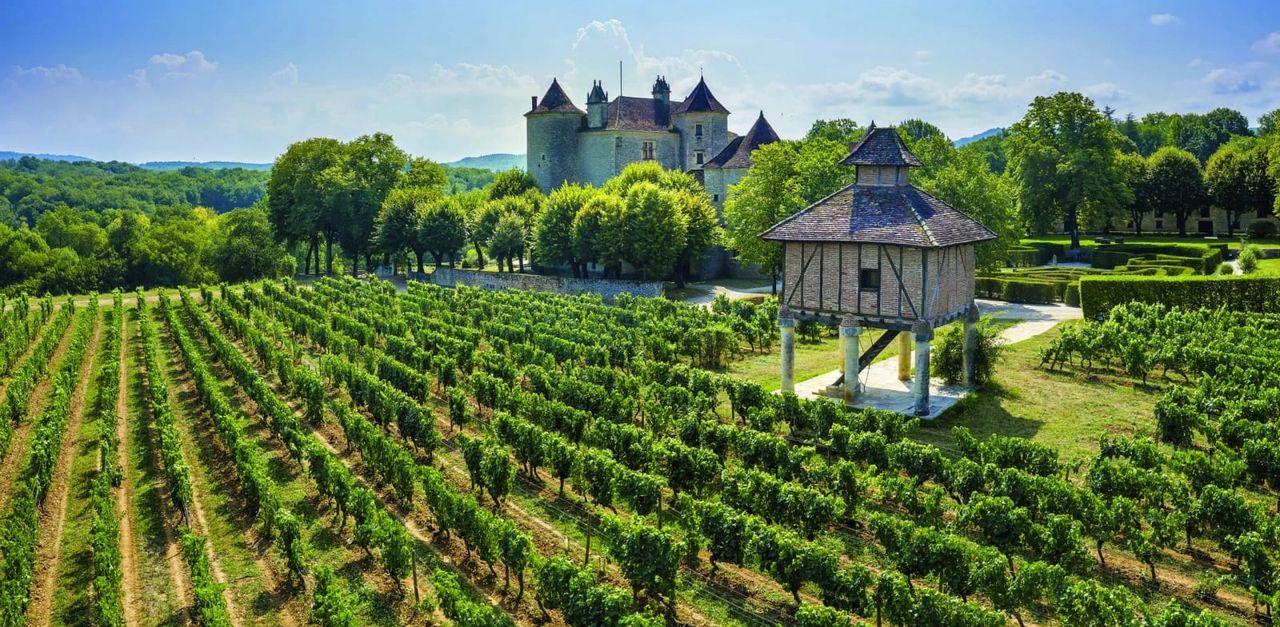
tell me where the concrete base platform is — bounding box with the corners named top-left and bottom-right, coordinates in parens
top-left (790, 365), bottom-right (970, 420)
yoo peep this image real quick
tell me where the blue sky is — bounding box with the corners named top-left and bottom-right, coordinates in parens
top-left (3, 0), bottom-right (1279, 163)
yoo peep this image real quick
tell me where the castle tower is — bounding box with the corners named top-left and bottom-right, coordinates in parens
top-left (652, 76), bottom-right (671, 126)
top-left (525, 78), bottom-right (584, 191)
top-left (586, 81), bottom-right (608, 129)
top-left (671, 77), bottom-right (729, 171)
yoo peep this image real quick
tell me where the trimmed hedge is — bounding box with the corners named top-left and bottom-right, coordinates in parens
top-left (1001, 280), bottom-right (1058, 304)
top-left (1080, 275), bottom-right (1280, 319)
top-left (1064, 283), bottom-right (1080, 307)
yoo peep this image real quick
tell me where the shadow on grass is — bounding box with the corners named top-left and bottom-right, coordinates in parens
top-left (913, 384), bottom-right (1046, 456)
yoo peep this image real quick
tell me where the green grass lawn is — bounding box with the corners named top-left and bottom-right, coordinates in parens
top-left (1254, 257), bottom-right (1280, 275)
top-left (915, 320), bottom-right (1160, 467)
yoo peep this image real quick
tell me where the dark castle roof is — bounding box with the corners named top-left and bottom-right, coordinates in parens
top-left (672, 77), bottom-right (729, 115)
top-left (760, 184), bottom-right (996, 248)
top-left (530, 79), bottom-right (583, 114)
top-left (705, 112), bottom-right (780, 169)
top-left (587, 81), bottom-right (608, 104)
top-left (840, 123), bottom-right (923, 166)
top-left (597, 96), bottom-right (671, 132)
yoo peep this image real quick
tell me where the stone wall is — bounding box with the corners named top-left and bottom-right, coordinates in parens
top-left (424, 268), bottom-right (664, 300)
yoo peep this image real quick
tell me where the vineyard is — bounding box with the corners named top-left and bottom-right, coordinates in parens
top-left (0, 279), bottom-right (1275, 626)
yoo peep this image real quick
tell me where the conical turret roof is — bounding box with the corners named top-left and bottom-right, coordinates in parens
top-left (705, 111), bottom-right (781, 169)
top-left (530, 78), bottom-right (584, 114)
top-left (672, 77), bottom-right (729, 115)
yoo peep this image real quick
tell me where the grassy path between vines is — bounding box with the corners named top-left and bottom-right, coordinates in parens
top-left (29, 309), bottom-right (103, 626)
top-left (125, 307), bottom-right (190, 626)
top-left (115, 310), bottom-right (144, 626)
top-left (0, 306), bottom-right (77, 514)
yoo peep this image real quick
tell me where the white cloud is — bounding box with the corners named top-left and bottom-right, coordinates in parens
top-left (1149, 13), bottom-right (1180, 26)
top-left (1203, 66), bottom-right (1262, 93)
top-left (1253, 32), bottom-right (1280, 54)
top-left (1083, 81), bottom-right (1129, 101)
top-left (913, 50), bottom-right (933, 62)
top-left (269, 63), bottom-right (298, 88)
top-left (948, 73), bottom-right (1010, 103)
top-left (134, 50), bottom-right (218, 86)
top-left (10, 64), bottom-right (83, 83)
top-left (1187, 58), bottom-right (1211, 69)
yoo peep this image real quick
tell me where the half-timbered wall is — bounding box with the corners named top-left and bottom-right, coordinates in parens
top-left (782, 241), bottom-right (975, 324)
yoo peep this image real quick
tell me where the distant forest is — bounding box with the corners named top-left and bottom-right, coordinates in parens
top-left (0, 154), bottom-right (500, 295)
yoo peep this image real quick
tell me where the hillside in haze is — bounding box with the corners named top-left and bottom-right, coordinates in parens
top-left (445, 153), bottom-right (525, 171)
top-left (953, 128), bottom-right (1005, 147)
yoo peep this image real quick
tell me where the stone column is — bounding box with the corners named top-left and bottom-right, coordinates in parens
top-left (897, 332), bottom-right (911, 381)
top-left (779, 306), bottom-right (796, 394)
top-left (962, 303), bottom-right (980, 388)
top-left (840, 316), bottom-right (861, 403)
top-left (912, 320), bottom-right (934, 417)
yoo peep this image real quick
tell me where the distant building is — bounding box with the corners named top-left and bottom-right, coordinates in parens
top-left (525, 75), bottom-right (780, 276)
top-left (525, 75), bottom-right (780, 204)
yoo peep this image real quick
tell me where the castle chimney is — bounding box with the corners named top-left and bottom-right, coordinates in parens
top-left (531, 96), bottom-right (538, 111)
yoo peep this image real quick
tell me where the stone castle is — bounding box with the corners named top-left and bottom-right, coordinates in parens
top-left (524, 75), bottom-right (779, 211)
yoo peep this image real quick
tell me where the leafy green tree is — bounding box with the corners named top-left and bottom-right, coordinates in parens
top-left (1147, 146), bottom-right (1205, 236)
top-left (1259, 109), bottom-right (1280, 137)
top-left (374, 187), bottom-right (432, 272)
top-left (722, 137), bottom-right (852, 291)
top-left (622, 182), bottom-right (686, 280)
top-left (898, 119), bottom-right (946, 143)
top-left (487, 169), bottom-right (539, 199)
top-left (669, 189), bottom-right (719, 287)
top-left (488, 212), bottom-right (525, 273)
top-left (400, 156), bottom-right (447, 191)
top-left (601, 515), bottom-right (683, 610)
top-left (804, 118), bottom-right (862, 145)
top-left (211, 206), bottom-right (291, 282)
top-left (419, 196), bottom-right (467, 268)
top-left (1007, 92), bottom-right (1129, 248)
top-left (1115, 152), bottom-right (1152, 234)
top-left (533, 183), bottom-right (597, 277)
top-left (338, 133), bottom-right (408, 275)
top-left (267, 137), bottom-right (345, 274)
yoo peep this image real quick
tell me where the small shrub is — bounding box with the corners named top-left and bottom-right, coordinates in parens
top-left (1216, 262), bottom-right (1233, 275)
top-left (797, 319), bottom-right (822, 344)
top-left (932, 318), bottom-right (1005, 386)
top-left (1238, 245), bottom-right (1260, 274)
top-left (1246, 217), bottom-right (1279, 239)
top-left (1194, 572), bottom-right (1229, 601)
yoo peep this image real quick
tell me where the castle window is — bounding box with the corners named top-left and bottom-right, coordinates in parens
top-left (713, 194), bottom-right (719, 202)
top-left (642, 141), bottom-right (655, 160)
top-left (695, 151), bottom-right (704, 165)
top-left (695, 123), bottom-right (703, 137)
top-left (859, 268), bottom-right (881, 292)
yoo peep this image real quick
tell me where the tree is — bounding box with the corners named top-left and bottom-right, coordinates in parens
top-left (488, 212), bottom-right (525, 273)
top-left (575, 193), bottom-right (626, 278)
top-left (959, 494), bottom-right (1032, 571)
top-left (805, 118), bottom-right (862, 145)
top-left (374, 187), bottom-right (433, 272)
top-left (418, 196), bottom-right (467, 268)
top-left (1205, 146), bottom-right (1253, 236)
top-left (210, 206), bottom-right (292, 282)
top-left (622, 182), bottom-right (686, 280)
top-left (1147, 146), bottom-right (1205, 236)
top-left (905, 133), bottom-right (1021, 269)
top-left (601, 515), bottom-right (683, 611)
top-left (400, 157), bottom-right (447, 191)
top-left (338, 133), bottom-right (407, 275)
top-left (669, 189), bottom-right (719, 288)
top-left (488, 169), bottom-right (539, 200)
top-left (1115, 152), bottom-right (1152, 234)
top-left (722, 137), bottom-right (852, 292)
top-left (898, 119), bottom-right (946, 143)
top-left (267, 137), bottom-right (345, 274)
top-left (533, 184), bottom-right (597, 277)
top-left (1260, 109), bottom-right (1280, 137)
top-left (1006, 92), bottom-right (1129, 248)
